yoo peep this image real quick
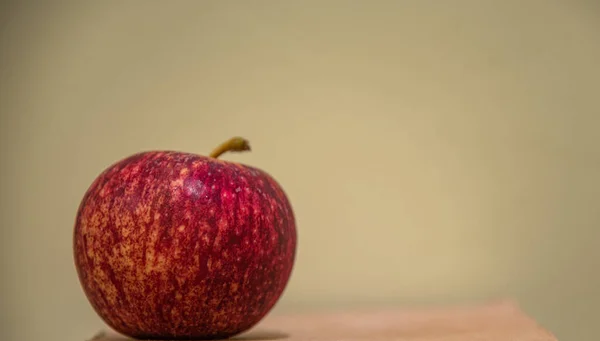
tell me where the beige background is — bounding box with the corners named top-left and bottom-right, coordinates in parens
top-left (1, 1), bottom-right (599, 341)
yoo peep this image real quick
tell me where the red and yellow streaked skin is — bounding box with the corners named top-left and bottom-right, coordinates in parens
top-left (73, 151), bottom-right (297, 339)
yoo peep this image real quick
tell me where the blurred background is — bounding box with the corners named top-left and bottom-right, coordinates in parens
top-left (1, 1), bottom-right (599, 340)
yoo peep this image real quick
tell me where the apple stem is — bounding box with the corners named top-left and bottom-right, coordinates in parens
top-left (209, 137), bottom-right (251, 159)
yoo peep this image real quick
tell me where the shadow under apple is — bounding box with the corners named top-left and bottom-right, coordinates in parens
top-left (90, 329), bottom-right (289, 341)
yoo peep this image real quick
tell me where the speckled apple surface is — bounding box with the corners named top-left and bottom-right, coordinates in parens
top-left (73, 151), bottom-right (297, 339)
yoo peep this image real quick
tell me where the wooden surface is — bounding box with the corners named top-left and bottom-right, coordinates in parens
top-left (90, 300), bottom-right (557, 341)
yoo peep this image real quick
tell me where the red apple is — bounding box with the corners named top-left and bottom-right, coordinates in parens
top-left (73, 137), bottom-right (297, 339)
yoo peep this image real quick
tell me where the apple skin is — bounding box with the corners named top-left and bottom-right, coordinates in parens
top-left (73, 151), bottom-right (297, 339)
